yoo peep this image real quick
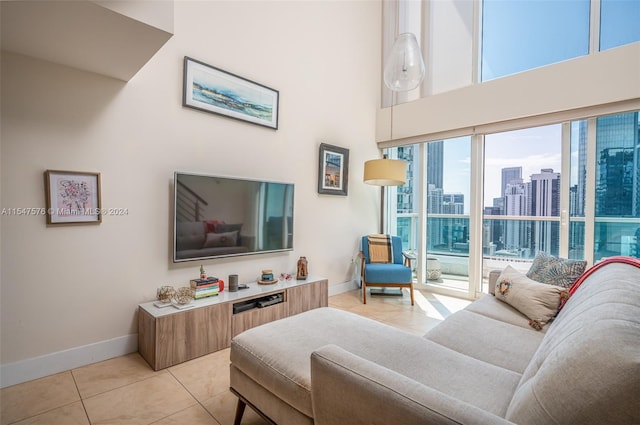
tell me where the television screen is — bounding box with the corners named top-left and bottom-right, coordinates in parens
top-left (173, 172), bottom-right (294, 262)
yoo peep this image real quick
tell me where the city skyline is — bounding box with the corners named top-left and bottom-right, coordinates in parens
top-left (414, 124), bottom-right (563, 213)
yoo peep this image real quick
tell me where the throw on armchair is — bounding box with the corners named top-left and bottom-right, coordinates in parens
top-left (359, 235), bottom-right (414, 305)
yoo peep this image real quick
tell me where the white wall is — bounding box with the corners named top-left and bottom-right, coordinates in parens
top-left (0, 0), bottom-right (381, 384)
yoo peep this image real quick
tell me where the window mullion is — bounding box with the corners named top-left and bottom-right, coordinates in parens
top-left (469, 134), bottom-right (484, 297)
top-left (590, 0), bottom-right (601, 53)
top-left (416, 143), bottom-right (427, 285)
top-left (560, 122), bottom-right (572, 257)
top-left (584, 118), bottom-right (597, 265)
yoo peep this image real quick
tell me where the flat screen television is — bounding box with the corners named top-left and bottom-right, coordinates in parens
top-left (173, 172), bottom-right (294, 262)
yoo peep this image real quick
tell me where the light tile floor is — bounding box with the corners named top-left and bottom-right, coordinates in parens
top-left (1, 288), bottom-right (469, 425)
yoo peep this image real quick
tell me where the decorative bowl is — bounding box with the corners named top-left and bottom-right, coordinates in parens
top-left (173, 287), bottom-right (195, 305)
top-left (157, 286), bottom-right (176, 303)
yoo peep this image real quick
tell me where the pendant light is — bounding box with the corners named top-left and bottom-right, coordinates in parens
top-left (383, 32), bottom-right (425, 92)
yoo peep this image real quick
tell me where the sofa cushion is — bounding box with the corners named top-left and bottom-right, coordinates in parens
top-left (506, 262), bottom-right (640, 425)
top-left (424, 309), bottom-right (545, 373)
top-left (465, 294), bottom-right (541, 331)
top-left (364, 263), bottom-right (411, 283)
top-left (175, 221), bottom-right (206, 250)
top-left (526, 251), bottom-right (586, 289)
top-left (495, 265), bottom-right (567, 329)
top-left (231, 307), bottom-right (522, 419)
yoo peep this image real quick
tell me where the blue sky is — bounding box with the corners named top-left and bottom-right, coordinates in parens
top-left (482, 0), bottom-right (639, 80)
top-left (482, 0), bottom-right (590, 81)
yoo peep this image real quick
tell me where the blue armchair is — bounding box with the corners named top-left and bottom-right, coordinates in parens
top-left (359, 235), bottom-right (414, 305)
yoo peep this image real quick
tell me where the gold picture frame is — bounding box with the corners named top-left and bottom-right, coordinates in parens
top-left (44, 170), bottom-right (102, 225)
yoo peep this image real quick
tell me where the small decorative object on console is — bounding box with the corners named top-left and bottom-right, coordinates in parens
top-left (229, 274), bottom-right (239, 292)
top-left (200, 265), bottom-right (206, 279)
top-left (258, 269), bottom-right (277, 285)
top-left (173, 287), bottom-right (195, 308)
top-left (279, 273), bottom-right (293, 281)
top-left (297, 257), bottom-right (308, 280)
top-left (155, 286), bottom-right (176, 307)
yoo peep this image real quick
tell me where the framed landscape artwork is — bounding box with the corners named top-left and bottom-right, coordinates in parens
top-left (183, 56), bottom-right (279, 129)
top-left (318, 143), bottom-right (349, 196)
top-left (44, 170), bottom-right (102, 225)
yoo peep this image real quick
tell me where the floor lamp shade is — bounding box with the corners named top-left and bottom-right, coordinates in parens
top-left (363, 158), bottom-right (407, 186)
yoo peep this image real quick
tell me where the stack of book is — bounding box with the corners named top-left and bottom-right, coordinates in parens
top-left (190, 277), bottom-right (219, 299)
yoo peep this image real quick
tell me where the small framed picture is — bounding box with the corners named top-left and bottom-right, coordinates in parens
top-left (44, 170), bottom-right (102, 225)
top-left (183, 56), bottom-right (279, 129)
top-left (318, 143), bottom-right (349, 196)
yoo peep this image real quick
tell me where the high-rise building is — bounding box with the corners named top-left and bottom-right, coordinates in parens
top-left (427, 141), bottom-right (443, 189)
top-left (396, 145), bottom-right (417, 214)
top-left (574, 120), bottom-right (588, 217)
top-left (595, 112), bottom-right (640, 217)
top-left (503, 180), bottom-right (529, 252)
top-left (427, 184), bottom-right (443, 214)
top-left (530, 169), bottom-right (561, 255)
top-left (530, 169), bottom-right (560, 217)
top-left (501, 167), bottom-right (522, 197)
top-left (442, 193), bottom-right (464, 215)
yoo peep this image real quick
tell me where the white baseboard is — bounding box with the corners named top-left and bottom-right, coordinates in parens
top-left (1, 282), bottom-right (360, 388)
top-left (329, 279), bottom-right (359, 296)
top-left (0, 334), bottom-right (138, 388)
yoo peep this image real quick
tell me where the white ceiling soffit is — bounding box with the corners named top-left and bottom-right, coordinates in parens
top-left (1, 0), bottom-right (174, 81)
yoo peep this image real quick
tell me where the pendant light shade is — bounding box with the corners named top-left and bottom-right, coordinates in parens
top-left (363, 158), bottom-right (407, 186)
top-left (383, 32), bottom-right (425, 92)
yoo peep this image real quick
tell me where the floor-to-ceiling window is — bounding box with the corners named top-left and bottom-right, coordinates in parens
top-left (385, 111), bottom-right (640, 298)
top-left (387, 138), bottom-right (472, 295)
top-left (425, 138), bottom-right (471, 290)
top-left (483, 125), bottom-right (562, 274)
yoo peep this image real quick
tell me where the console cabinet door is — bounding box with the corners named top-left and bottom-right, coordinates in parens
top-left (155, 302), bottom-right (231, 370)
top-left (287, 279), bottom-right (328, 317)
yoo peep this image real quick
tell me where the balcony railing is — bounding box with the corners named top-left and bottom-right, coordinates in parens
top-left (396, 212), bottom-right (640, 279)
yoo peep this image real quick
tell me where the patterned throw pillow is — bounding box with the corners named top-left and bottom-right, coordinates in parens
top-left (496, 265), bottom-right (568, 330)
top-left (526, 251), bottom-right (587, 289)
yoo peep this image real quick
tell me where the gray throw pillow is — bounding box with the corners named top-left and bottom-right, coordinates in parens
top-left (526, 251), bottom-right (586, 289)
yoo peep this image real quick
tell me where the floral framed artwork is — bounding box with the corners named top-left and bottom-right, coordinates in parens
top-left (182, 56), bottom-right (279, 129)
top-left (44, 170), bottom-right (102, 225)
top-left (318, 143), bottom-right (349, 196)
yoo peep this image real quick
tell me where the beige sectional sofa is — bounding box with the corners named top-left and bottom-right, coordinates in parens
top-left (230, 258), bottom-right (640, 425)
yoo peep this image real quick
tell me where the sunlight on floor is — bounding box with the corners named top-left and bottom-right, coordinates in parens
top-left (329, 287), bottom-right (471, 336)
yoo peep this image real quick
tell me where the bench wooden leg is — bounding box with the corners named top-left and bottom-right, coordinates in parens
top-left (233, 398), bottom-right (246, 425)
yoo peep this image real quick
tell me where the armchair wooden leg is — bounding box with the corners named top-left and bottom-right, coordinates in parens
top-left (409, 283), bottom-right (415, 306)
top-left (363, 282), bottom-right (367, 304)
